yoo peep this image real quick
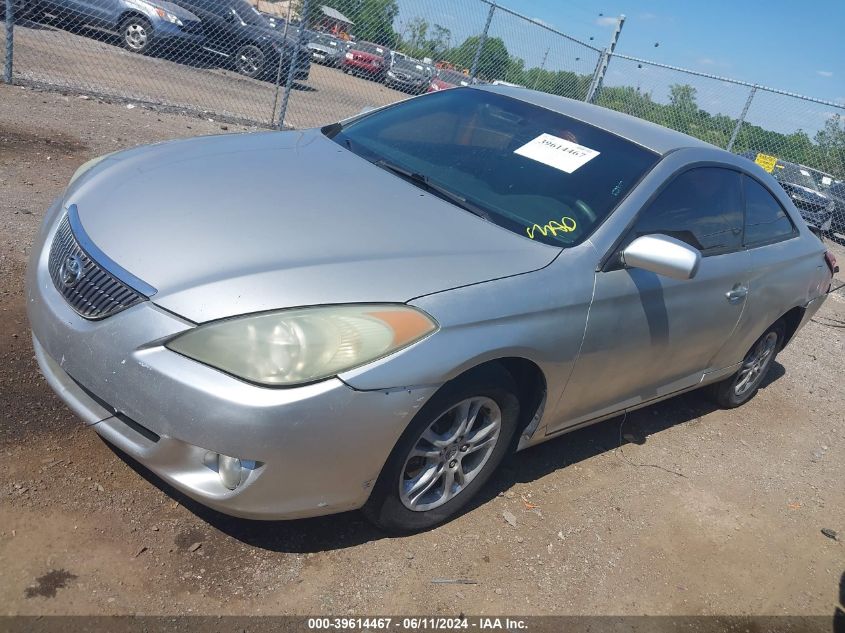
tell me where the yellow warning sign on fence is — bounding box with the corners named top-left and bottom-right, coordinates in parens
top-left (754, 153), bottom-right (778, 173)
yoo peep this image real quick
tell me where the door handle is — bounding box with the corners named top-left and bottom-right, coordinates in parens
top-left (726, 284), bottom-right (748, 303)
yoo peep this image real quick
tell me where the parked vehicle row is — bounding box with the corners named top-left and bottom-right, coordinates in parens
top-left (16, 0), bottom-right (311, 80)
top-left (742, 152), bottom-right (840, 238)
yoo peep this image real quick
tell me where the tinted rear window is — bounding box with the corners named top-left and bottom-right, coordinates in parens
top-left (329, 88), bottom-right (659, 247)
top-left (744, 176), bottom-right (797, 246)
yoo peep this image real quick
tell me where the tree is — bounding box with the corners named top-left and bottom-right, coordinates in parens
top-left (445, 35), bottom-right (509, 78)
top-left (814, 114), bottom-right (845, 177)
top-left (297, 0), bottom-right (399, 46)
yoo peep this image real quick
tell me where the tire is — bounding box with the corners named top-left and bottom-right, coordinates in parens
top-left (234, 44), bottom-right (265, 79)
top-left (120, 15), bottom-right (153, 54)
top-left (710, 319), bottom-right (785, 409)
top-left (362, 364), bottom-right (520, 533)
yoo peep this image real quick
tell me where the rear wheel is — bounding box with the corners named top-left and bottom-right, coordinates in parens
top-left (711, 320), bottom-right (785, 408)
top-left (234, 44), bottom-right (265, 78)
top-left (121, 15), bottom-right (153, 54)
top-left (362, 365), bottom-right (520, 532)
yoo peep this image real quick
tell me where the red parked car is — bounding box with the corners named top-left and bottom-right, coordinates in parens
top-left (342, 41), bottom-right (390, 80)
top-left (427, 68), bottom-right (473, 92)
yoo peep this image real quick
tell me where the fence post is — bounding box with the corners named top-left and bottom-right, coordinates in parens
top-left (270, 0), bottom-right (293, 126)
top-left (4, 0), bottom-right (13, 84)
top-left (585, 14), bottom-right (625, 103)
top-left (726, 84), bottom-right (757, 152)
top-left (277, 0), bottom-right (309, 130)
top-left (469, 2), bottom-right (495, 80)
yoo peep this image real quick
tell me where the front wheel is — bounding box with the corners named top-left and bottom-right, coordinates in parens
top-left (121, 15), bottom-right (153, 54)
top-left (711, 319), bottom-right (785, 408)
top-left (362, 365), bottom-right (520, 533)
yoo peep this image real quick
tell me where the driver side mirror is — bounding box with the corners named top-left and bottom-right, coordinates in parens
top-left (621, 234), bottom-right (701, 280)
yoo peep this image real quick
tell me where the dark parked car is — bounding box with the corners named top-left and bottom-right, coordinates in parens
top-left (342, 41), bottom-right (389, 80)
top-left (384, 57), bottom-right (432, 94)
top-left (17, 0), bottom-right (204, 54)
top-left (307, 33), bottom-right (347, 67)
top-left (170, 0), bottom-right (310, 79)
top-left (741, 153), bottom-right (834, 234)
top-left (772, 161), bottom-right (835, 233)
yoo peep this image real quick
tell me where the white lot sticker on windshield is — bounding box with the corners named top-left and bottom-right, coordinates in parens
top-left (514, 133), bottom-right (600, 174)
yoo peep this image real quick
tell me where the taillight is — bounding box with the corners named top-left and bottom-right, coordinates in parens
top-left (824, 250), bottom-right (839, 275)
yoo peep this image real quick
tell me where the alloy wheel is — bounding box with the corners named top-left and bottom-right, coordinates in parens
top-left (734, 331), bottom-right (778, 396)
top-left (399, 397), bottom-right (501, 512)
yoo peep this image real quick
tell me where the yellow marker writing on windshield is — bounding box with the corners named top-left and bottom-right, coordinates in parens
top-left (526, 216), bottom-right (577, 240)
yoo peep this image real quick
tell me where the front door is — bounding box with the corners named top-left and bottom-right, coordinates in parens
top-left (549, 166), bottom-right (751, 432)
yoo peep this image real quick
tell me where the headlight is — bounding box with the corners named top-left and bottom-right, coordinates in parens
top-left (68, 152), bottom-right (118, 187)
top-left (345, 52), bottom-right (354, 60)
top-left (154, 7), bottom-right (183, 25)
top-left (166, 304), bottom-right (438, 386)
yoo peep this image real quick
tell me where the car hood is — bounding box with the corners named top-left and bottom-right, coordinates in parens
top-left (67, 129), bottom-right (558, 323)
top-left (390, 67), bottom-right (428, 81)
top-left (308, 43), bottom-right (337, 54)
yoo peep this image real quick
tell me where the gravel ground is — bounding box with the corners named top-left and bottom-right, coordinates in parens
top-left (1, 83), bottom-right (844, 617)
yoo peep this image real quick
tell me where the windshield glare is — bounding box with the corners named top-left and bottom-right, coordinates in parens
top-left (328, 88), bottom-right (659, 247)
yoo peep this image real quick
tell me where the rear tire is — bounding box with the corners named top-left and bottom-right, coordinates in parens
top-left (710, 319), bottom-right (785, 408)
top-left (362, 364), bottom-right (520, 533)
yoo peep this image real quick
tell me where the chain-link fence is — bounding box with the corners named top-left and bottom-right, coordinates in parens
top-left (592, 53), bottom-right (845, 242)
top-left (2, 0), bottom-right (844, 241)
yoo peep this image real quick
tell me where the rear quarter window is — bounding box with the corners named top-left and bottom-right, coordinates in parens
top-left (744, 176), bottom-right (798, 247)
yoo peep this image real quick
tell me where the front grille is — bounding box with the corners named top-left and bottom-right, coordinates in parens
top-left (48, 215), bottom-right (144, 320)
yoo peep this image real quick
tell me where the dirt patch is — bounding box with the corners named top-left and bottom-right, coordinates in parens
top-left (24, 569), bottom-right (78, 598)
top-left (0, 122), bottom-right (87, 160)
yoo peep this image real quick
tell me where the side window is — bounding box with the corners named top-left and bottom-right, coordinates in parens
top-left (743, 176), bottom-right (797, 246)
top-left (628, 167), bottom-right (744, 255)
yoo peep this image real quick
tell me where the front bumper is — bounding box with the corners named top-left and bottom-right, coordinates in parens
top-left (26, 202), bottom-right (436, 519)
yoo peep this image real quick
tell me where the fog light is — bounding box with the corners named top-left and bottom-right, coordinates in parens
top-left (218, 454), bottom-right (243, 490)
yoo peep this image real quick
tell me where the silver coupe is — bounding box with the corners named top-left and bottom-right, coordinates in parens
top-left (27, 86), bottom-right (837, 531)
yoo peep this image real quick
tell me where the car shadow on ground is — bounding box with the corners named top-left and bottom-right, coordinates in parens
top-left (106, 362), bottom-right (786, 553)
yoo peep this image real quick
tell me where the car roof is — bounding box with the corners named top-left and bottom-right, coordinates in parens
top-left (474, 84), bottom-right (715, 155)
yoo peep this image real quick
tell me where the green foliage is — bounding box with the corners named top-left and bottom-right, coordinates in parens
top-left (298, 0), bottom-right (400, 47)
top-left (444, 36), bottom-right (509, 79)
top-left (396, 18), bottom-right (451, 60)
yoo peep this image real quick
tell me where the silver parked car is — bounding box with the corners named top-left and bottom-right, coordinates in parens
top-left (27, 86), bottom-right (837, 531)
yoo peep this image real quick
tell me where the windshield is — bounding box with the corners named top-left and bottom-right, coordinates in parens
top-left (774, 162), bottom-right (818, 190)
top-left (230, 2), bottom-right (269, 27)
top-left (328, 88), bottom-right (659, 247)
top-left (393, 59), bottom-right (427, 74)
top-left (312, 34), bottom-right (340, 47)
top-left (354, 42), bottom-right (387, 57)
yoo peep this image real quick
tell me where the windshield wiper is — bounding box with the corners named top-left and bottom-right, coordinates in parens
top-left (374, 159), bottom-right (492, 221)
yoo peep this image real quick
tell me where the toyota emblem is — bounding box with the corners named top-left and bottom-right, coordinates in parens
top-left (58, 254), bottom-right (84, 288)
